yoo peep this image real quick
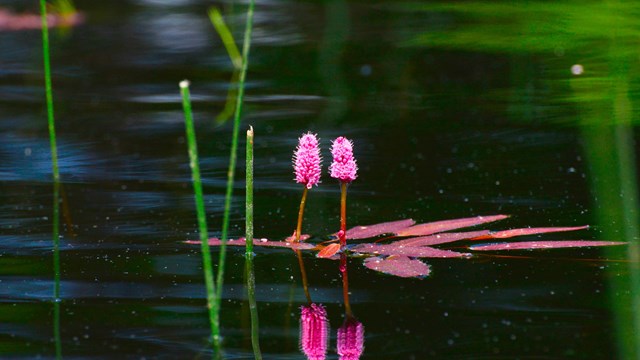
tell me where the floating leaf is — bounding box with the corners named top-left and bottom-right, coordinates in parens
top-left (471, 226), bottom-right (588, 240)
top-left (363, 256), bottom-right (430, 278)
top-left (317, 243), bottom-right (341, 258)
top-left (390, 230), bottom-right (490, 247)
top-left (470, 240), bottom-right (627, 251)
top-left (396, 214), bottom-right (509, 236)
top-left (351, 243), bottom-right (471, 258)
top-left (185, 238), bottom-right (315, 250)
top-left (341, 219), bottom-right (416, 239)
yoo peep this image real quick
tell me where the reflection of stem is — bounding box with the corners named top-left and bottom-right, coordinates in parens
top-left (216, 70), bottom-right (240, 124)
top-left (40, 1), bottom-right (62, 358)
top-left (340, 182), bottom-right (347, 247)
top-left (295, 187), bottom-right (308, 242)
top-left (340, 252), bottom-right (353, 317)
top-left (296, 250), bottom-right (312, 304)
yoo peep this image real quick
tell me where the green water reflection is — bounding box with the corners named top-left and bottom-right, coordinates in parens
top-left (405, 1), bottom-right (640, 357)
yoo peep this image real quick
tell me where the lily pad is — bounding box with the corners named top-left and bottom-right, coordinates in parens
top-left (341, 219), bottom-right (416, 240)
top-left (363, 256), bottom-right (431, 278)
top-left (471, 226), bottom-right (589, 240)
top-left (470, 240), bottom-right (627, 251)
top-left (351, 243), bottom-right (471, 258)
top-left (390, 230), bottom-right (491, 247)
top-left (396, 214), bottom-right (509, 236)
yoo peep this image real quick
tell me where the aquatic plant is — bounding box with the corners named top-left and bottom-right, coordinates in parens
top-left (245, 127), bottom-right (262, 359)
top-left (292, 132), bottom-right (322, 303)
top-left (214, 0), bottom-right (255, 349)
top-left (330, 136), bottom-right (358, 249)
top-left (191, 214), bottom-right (626, 279)
top-left (300, 303), bottom-right (330, 360)
top-left (179, 80), bottom-right (220, 348)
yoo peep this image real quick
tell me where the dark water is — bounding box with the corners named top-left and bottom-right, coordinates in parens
top-left (2, 0), bottom-right (640, 358)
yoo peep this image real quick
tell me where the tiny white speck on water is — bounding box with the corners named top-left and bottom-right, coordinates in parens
top-left (571, 64), bottom-right (584, 75)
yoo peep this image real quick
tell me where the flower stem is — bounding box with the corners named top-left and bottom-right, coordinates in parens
top-left (245, 127), bottom-right (262, 360)
top-left (294, 186), bottom-right (312, 303)
top-left (180, 80), bottom-right (220, 351)
top-left (295, 187), bottom-right (308, 242)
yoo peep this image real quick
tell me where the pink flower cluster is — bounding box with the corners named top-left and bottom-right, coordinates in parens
top-left (300, 303), bottom-right (330, 360)
top-left (329, 137), bottom-right (358, 183)
top-left (293, 133), bottom-right (323, 189)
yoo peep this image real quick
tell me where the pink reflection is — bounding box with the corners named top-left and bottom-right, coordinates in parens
top-left (337, 316), bottom-right (365, 360)
top-left (300, 303), bottom-right (329, 360)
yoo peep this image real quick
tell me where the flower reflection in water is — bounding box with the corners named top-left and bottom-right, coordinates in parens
top-left (337, 316), bottom-right (365, 360)
top-left (300, 303), bottom-right (330, 360)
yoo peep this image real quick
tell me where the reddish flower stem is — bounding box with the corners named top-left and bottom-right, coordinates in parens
top-left (340, 182), bottom-right (347, 247)
top-left (295, 187), bottom-right (308, 243)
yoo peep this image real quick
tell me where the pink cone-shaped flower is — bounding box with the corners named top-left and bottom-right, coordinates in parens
top-left (337, 317), bottom-right (365, 360)
top-left (300, 303), bottom-right (330, 360)
top-left (329, 137), bottom-right (358, 183)
top-left (294, 132), bottom-right (322, 189)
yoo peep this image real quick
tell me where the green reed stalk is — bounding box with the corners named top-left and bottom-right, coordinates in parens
top-left (180, 80), bottom-right (220, 350)
top-left (214, 0), bottom-right (256, 346)
top-left (39, 1), bottom-right (62, 358)
top-left (245, 127), bottom-right (262, 359)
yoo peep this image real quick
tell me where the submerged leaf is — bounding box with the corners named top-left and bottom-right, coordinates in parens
top-left (396, 214), bottom-right (508, 236)
top-left (471, 226), bottom-right (588, 240)
top-left (341, 218), bottom-right (416, 239)
top-left (363, 256), bottom-right (430, 278)
top-left (351, 243), bottom-right (471, 258)
top-left (390, 230), bottom-right (490, 247)
top-left (470, 240), bottom-right (627, 251)
top-left (185, 237), bottom-right (315, 250)
top-left (317, 243), bottom-right (341, 258)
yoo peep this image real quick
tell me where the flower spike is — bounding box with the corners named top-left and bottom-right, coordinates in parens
top-left (329, 136), bottom-right (357, 183)
top-left (294, 132), bottom-right (322, 189)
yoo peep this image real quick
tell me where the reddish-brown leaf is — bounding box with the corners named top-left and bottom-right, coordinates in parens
top-left (396, 214), bottom-right (509, 236)
top-left (317, 243), bottom-right (341, 258)
top-left (185, 238), bottom-right (315, 250)
top-left (351, 243), bottom-right (471, 258)
top-left (340, 219), bottom-right (416, 240)
top-left (470, 240), bottom-right (627, 251)
top-left (390, 230), bottom-right (491, 247)
top-left (471, 226), bottom-right (588, 240)
top-left (363, 256), bottom-right (431, 278)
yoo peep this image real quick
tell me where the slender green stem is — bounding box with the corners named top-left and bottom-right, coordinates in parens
top-left (245, 127), bottom-right (262, 359)
top-left (180, 80), bottom-right (220, 350)
top-left (40, 1), bottom-right (62, 358)
top-left (215, 0), bottom-right (256, 346)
